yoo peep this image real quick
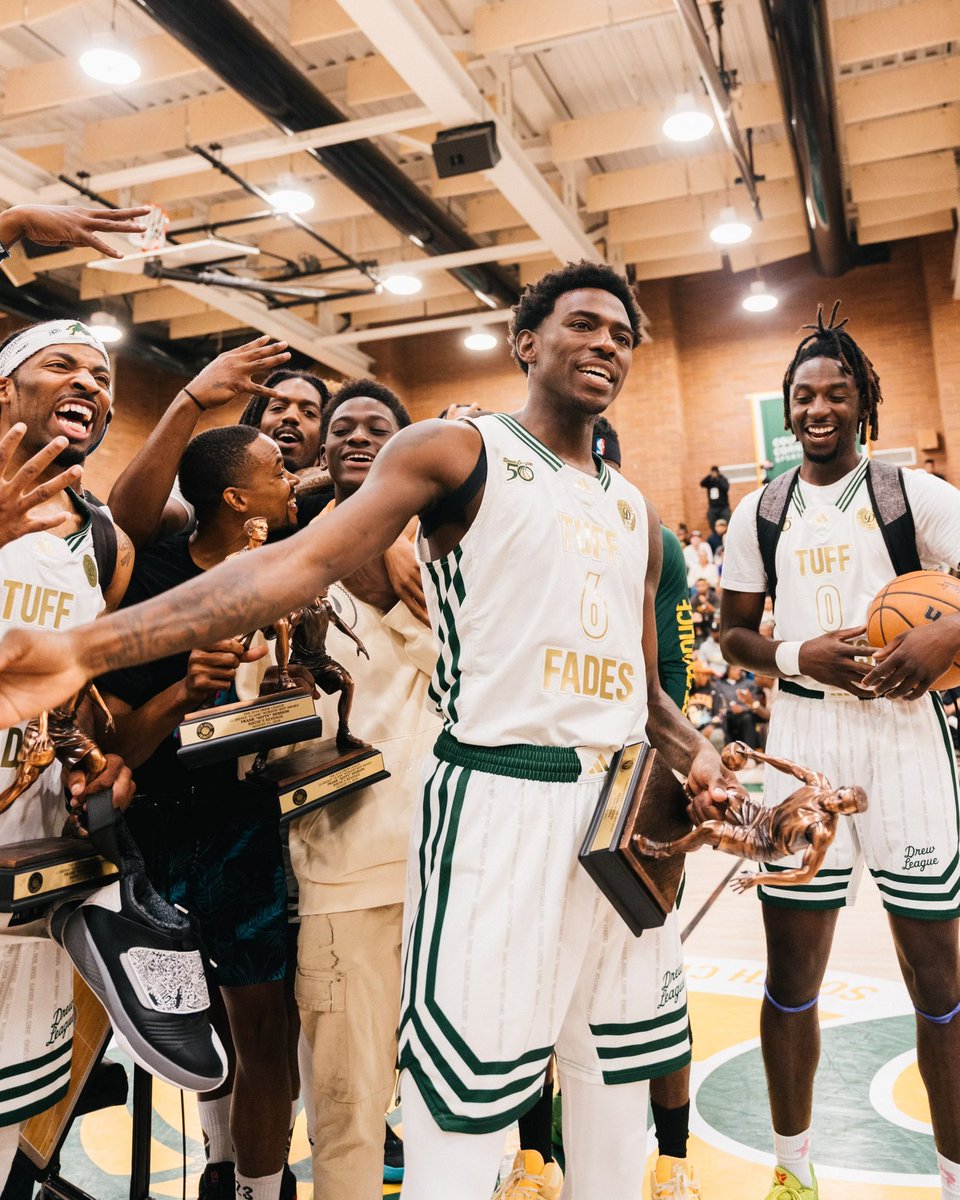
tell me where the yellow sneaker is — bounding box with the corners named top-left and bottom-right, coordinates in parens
top-left (762, 1164), bottom-right (818, 1199)
top-left (650, 1154), bottom-right (703, 1199)
top-left (493, 1150), bottom-right (564, 1199)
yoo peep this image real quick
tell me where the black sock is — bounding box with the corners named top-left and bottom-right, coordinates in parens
top-left (651, 1098), bottom-right (689, 1160)
top-left (518, 1084), bottom-right (554, 1163)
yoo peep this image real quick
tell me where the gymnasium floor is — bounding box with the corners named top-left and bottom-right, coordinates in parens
top-left (53, 779), bottom-right (938, 1199)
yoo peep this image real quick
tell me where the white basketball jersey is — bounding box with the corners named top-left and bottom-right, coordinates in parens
top-left (418, 413), bottom-right (650, 767)
top-left (755, 458), bottom-right (946, 692)
top-left (0, 505), bottom-right (107, 847)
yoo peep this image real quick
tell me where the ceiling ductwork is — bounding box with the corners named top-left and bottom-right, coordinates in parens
top-left (131, 0), bottom-right (520, 308)
top-left (760, 0), bottom-right (854, 277)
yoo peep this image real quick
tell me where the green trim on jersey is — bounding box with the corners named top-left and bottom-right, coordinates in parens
top-left (423, 547), bottom-right (466, 724)
top-left (493, 414), bottom-right (563, 471)
top-left (656, 526), bottom-right (692, 712)
top-left (63, 487), bottom-right (92, 551)
top-left (434, 727), bottom-right (581, 783)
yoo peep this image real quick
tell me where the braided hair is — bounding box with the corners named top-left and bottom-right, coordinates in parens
top-left (782, 301), bottom-right (882, 443)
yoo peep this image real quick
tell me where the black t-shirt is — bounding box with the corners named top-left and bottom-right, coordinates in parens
top-left (268, 488), bottom-right (333, 541)
top-left (98, 533), bottom-right (241, 797)
top-left (700, 473), bottom-right (730, 504)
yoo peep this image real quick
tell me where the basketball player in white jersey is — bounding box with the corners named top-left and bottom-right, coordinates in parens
top-left (0, 318), bottom-right (136, 1186)
top-left (721, 304), bottom-right (960, 1200)
top-left (0, 262), bottom-right (735, 1198)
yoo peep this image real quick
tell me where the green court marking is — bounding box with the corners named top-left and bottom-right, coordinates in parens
top-left (696, 1015), bottom-right (935, 1175)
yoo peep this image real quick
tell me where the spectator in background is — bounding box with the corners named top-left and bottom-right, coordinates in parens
top-left (690, 579), bottom-right (720, 648)
top-left (676, 521), bottom-right (690, 547)
top-left (724, 665), bottom-right (766, 749)
top-left (707, 517), bottom-right (727, 556)
top-left (683, 529), bottom-right (712, 576)
top-left (687, 542), bottom-right (718, 590)
top-left (697, 620), bottom-right (727, 679)
top-left (700, 464), bottom-right (730, 530)
top-left (687, 661), bottom-right (727, 750)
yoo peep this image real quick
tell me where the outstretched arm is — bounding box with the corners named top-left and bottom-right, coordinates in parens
top-left (327, 607), bottom-right (369, 658)
top-left (108, 337), bottom-right (291, 547)
top-left (0, 421), bottom-right (480, 724)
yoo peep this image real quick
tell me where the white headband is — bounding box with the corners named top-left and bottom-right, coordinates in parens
top-left (0, 320), bottom-right (110, 379)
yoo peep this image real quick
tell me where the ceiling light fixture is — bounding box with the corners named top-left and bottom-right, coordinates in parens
top-left (79, 34), bottom-right (141, 85)
top-left (381, 273), bottom-right (423, 296)
top-left (268, 185), bottom-right (315, 215)
top-left (742, 279), bottom-right (778, 313)
top-left (710, 205), bottom-right (752, 245)
top-left (662, 92), bottom-right (714, 143)
top-left (464, 329), bottom-right (497, 351)
top-left (88, 311), bottom-right (124, 344)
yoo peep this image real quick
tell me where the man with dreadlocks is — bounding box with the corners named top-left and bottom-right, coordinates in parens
top-left (720, 302), bottom-right (960, 1200)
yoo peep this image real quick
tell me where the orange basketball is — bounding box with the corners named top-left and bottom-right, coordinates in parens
top-left (866, 570), bottom-right (960, 689)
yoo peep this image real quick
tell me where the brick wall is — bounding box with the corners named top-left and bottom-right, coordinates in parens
top-left (4, 231), bottom-right (957, 531)
top-left (368, 233), bottom-right (956, 530)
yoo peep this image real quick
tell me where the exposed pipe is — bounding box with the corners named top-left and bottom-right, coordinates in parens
top-left (759, 0), bottom-right (854, 276)
top-left (673, 0), bottom-right (762, 218)
top-left (131, 0), bottom-right (519, 307)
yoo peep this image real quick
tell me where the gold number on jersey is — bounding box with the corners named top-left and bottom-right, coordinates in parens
top-left (815, 584), bottom-right (843, 632)
top-left (579, 571), bottom-right (609, 640)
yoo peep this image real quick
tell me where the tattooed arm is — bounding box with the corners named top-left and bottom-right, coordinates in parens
top-left (0, 420), bottom-right (479, 724)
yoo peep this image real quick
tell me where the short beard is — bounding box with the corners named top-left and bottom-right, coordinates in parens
top-left (54, 444), bottom-right (86, 468)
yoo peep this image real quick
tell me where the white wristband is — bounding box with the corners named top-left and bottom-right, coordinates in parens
top-left (775, 640), bottom-right (804, 678)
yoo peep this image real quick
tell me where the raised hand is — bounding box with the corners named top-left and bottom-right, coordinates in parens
top-left (180, 638), bottom-right (266, 707)
top-left (0, 204), bottom-right (151, 258)
top-left (0, 426), bottom-right (84, 549)
top-left (182, 336), bottom-right (291, 410)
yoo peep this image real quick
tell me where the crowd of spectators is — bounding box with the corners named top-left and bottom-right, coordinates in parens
top-left (676, 519), bottom-right (772, 752)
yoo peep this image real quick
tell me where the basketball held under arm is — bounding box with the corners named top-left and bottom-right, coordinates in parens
top-left (862, 612), bottom-right (960, 700)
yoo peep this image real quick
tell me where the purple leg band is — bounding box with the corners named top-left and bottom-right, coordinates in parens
top-left (764, 981), bottom-right (818, 1014)
top-left (915, 997), bottom-right (960, 1025)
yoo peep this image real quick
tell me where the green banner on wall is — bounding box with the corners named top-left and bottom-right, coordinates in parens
top-left (750, 390), bottom-right (801, 482)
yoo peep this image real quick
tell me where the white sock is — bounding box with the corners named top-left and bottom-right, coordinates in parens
top-left (198, 1094), bottom-right (233, 1164)
top-left (234, 1167), bottom-right (283, 1200)
top-left (773, 1128), bottom-right (813, 1187)
top-left (940, 1152), bottom-right (960, 1199)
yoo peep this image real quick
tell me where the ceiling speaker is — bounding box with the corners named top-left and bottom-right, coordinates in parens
top-left (432, 121), bottom-right (501, 179)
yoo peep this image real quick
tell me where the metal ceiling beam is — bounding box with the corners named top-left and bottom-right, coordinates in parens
top-left (314, 306), bottom-right (511, 348)
top-left (36, 106), bottom-right (436, 204)
top-left (760, 0), bottom-right (854, 276)
top-left (334, 0), bottom-right (600, 265)
top-left (672, 0), bottom-right (763, 218)
top-left (130, 0), bottom-right (520, 308)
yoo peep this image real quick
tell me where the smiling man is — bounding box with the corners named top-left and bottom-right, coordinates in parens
top-left (0, 318), bottom-right (136, 1186)
top-left (0, 262), bottom-right (734, 1200)
top-left (721, 304), bottom-right (960, 1200)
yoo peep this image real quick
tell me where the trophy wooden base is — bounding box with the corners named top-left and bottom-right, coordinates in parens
top-left (177, 686), bottom-right (322, 767)
top-left (245, 739), bottom-right (390, 823)
top-left (0, 839), bottom-right (119, 913)
top-left (578, 742), bottom-right (692, 935)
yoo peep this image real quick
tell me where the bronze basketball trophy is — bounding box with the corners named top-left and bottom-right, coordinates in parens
top-left (579, 743), bottom-right (695, 934)
top-left (0, 684), bottom-right (120, 911)
top-left (244, 584), bottom-right (389, 824)
top-left (177, 519), bottom-right (322, 765)
top-left (634, 741), bottom-right (868, 893)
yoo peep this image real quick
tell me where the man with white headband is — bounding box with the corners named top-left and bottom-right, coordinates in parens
top-left (0, 315), bottom-right (136, 1186)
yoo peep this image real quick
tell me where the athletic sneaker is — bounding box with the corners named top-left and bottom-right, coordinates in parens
top-left (49, 830), bottom-right (227, 1092)
top-left (383, 1120), bottom-right (404, 1182)
top-left (762, 1164), bottom-right (818, 1199)
top-left (198, 1161), bottom-right (234, 1200)
top-left (493, 1150), bottom-right (563, 1199)
top-left (650, 1154), bottom-right (703, 1198)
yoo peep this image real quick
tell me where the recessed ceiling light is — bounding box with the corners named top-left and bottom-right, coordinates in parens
top-left (464, 330), bottom-right (497, 351)
top-left (268, 187), bottom-right (315, 215)
top-left (79, 35), bottom-right (141, 85)
top-left (662, 93), bottom-right (714, 142)
top-left (382, 273), bottom-right (423, 296)
top-left (88, 311), bottom-right (123, 343)
top-left (710, 205), bottom-right (752, 245)
top-left (742, 280), bottom-right (778, 313)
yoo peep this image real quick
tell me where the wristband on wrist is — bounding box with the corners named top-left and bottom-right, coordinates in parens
top-left (774, 640), bottom-right (804, 678)
top-left (183, 387), bottom-right (206, 412)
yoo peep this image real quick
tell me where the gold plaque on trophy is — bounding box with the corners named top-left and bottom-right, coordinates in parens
top-left (177, 687), bottom-right (322, 767)
top-left (578, 743), bottom-right (692, 935)
top-left (0, 839), bottom-right (119, 913)
top-left (245, 739), bottom-right (390, 823)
